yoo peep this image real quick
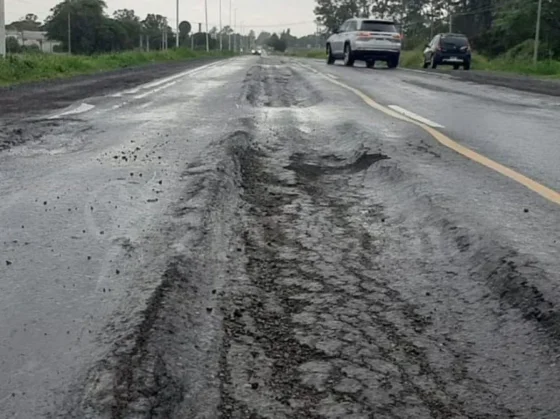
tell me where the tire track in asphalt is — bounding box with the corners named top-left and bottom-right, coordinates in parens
top-left (216, 58), bottom-right (560, 419)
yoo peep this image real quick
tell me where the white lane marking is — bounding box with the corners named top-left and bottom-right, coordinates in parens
top-left (297, 61), bottom-right (338, 80)
top-left (48, 103), bottom-right (95, 119)
top-left (401, 68), bottom-right (453, 79)
top-left (140, 61), bottom-right (216, 89)
top-left (388, 105), bottom-right (444, 128)
top-left (297, 62), bottom-right (318, 74)
top-left (106, 60), bottom-right (223, 100)
top-left (133, 80), bottom-right (179, 100)
top-left (111, 101), bottom-right (129, 110)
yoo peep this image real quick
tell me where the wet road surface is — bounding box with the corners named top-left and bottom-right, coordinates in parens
top-left (0, 56), bottom-right (559, 418)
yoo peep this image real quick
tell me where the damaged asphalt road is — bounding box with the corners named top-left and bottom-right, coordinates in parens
top-left (1, 56), bottom-right (559, 419)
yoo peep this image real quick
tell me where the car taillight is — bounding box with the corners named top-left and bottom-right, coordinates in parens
top-left (392, 34), bottom-right (402, 40)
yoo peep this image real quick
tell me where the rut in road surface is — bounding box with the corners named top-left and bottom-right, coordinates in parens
top-left (217, 62), bottom-right (560, 418)
top-left (59, 60), bottom-right (560, 418)
top-left (219, 135), bottom-right (510, 418)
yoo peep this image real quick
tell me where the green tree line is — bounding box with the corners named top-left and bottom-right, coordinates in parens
top-left (256, 30), bottom-right (325, 51)
top-left (4, 0), bottom-right (251, 55)
top-left (314, 0), bottom-right (560, 59)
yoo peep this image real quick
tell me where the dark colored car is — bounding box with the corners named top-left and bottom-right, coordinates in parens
top-left (423, 33), bottom-right (471, 70)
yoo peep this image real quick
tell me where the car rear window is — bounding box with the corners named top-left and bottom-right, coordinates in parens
top-left (360, 21), bottom-right (397, 32)
top-left (440, 36), bottom-right (468, 47)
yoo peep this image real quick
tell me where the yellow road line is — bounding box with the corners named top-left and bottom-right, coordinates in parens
top-left (310, 64), bottom-right (560, 206)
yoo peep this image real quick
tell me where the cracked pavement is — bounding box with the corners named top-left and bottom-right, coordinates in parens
top-left (0, 56), bottom-right (559, 419)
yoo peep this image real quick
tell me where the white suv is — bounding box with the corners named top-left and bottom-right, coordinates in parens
top-left (326, 19), bottom-right (402, 68)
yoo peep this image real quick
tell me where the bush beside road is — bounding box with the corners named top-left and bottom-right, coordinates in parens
top-left (0, 49), bottom-right (234, 86)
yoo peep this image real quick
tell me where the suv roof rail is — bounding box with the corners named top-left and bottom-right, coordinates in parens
top-left (362, 18), bottom-right (396, 23)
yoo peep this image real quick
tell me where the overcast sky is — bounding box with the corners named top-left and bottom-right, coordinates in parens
top-left (6, 0), bottom-right (318, 36)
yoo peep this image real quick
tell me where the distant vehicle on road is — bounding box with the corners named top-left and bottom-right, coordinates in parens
top-left (326, 19), bottom-right (402, 69)
top-left (423, 33), bottom-right (472, 70)
top-left (251, 48), bottom-right (261, 56)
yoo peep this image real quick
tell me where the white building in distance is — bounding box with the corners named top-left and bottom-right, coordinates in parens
top-left (5, 30), bottom-right (61, 53)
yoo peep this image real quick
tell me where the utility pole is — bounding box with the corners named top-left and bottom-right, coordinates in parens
top-left (533, 0), bottom-right (542, 65)
top-left (0, 0), bottom-right (6, 58)
top-left (429, 0), bottom-right (434, 39)
top-left (176, 0), bottom-right (180, 48)
top-left (449, 13), bottom-right (452, 33)
top-left (205, 0), bottom-right (209, 52)
top-left (67, 10), bottom-right (72, 54)
top-left (234, 8), bottom-right (237, 52)
top-left (229, 0), bottom-right (232, 51)
top-left (400, 0), bottom-right (405, 38)
top-left (219, 0), bottom-right (223, 51)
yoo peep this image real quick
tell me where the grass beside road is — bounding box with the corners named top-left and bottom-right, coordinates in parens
top-left (400, 49), bottom-right (560, 78)
top-left (0, 49), bottom-right (234, 86)
top-left (289, 47), bottom-right (560, 78)
top-left (286, 49), bottom-right (326, 59)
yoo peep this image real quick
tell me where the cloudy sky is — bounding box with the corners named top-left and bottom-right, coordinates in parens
top-left (6, 0), bottom-right (318, 36)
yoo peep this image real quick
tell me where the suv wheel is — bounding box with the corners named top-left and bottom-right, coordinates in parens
top-left (464, 61), bottom-right (471, 70)
top-left (366, 60), bottom-right (375, 69)
top-left (327, 45), bottom-right (335, 65)
top-left (423, 58), bottom-right (429, 69)
top-left (387, 55), bottom-right (399, 69)
top-left (343, 44), bottom-right (355, 67)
